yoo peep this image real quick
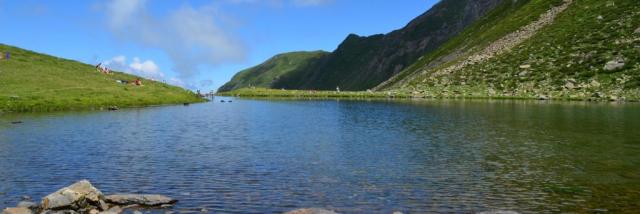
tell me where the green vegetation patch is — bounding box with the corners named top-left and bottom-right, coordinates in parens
top-left (0, 44), bottom-right (204, 112)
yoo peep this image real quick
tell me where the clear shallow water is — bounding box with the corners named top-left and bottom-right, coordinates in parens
top-left (0, 98), bottom-right (639, 213)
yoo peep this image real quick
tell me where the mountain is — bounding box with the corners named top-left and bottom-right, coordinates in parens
top-left (382, 0), bottom-right (640, 100)
top-left (222, 0), bottom-right (506, 91)
top-left (222, 0), bottom-right (640, 101)
top-left (0, 44), bottom-right (203, 112)
top-left (218, 51), bottom-right (327, 92)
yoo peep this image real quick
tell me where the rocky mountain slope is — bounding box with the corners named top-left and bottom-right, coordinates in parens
top-left (383, 0), bottom-right (640, 101)
top-left (222, 0), bottom-right (507, 91)
top-left (218, 51), bottom-right (327, 92)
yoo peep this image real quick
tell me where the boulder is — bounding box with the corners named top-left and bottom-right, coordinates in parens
top-left (1, 207), bottom-right (33, 214)
top-left (564, 82), bottom-right (575, 90)
top-left (16, 201), bottom-right (39, 209)
top-left (98, 206), bottom-right (122, 214)
top-left (104, 194), bottom-right (177, 206)
top-left (537, 95), bottom-right (550, 100)
top-left (634, 27), bottom-right (640, 35)
top-left (41, 180), bottom-right (104, 210)
top-left (40, 210), bottom-right (79, 214)
top-left (284, 208), bottom-right (338, 214)
top-left (604, 60), bottom-right (625, 71)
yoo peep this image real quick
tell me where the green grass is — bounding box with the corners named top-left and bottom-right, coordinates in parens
top-left (0, 44), bottom-right (204, 112)
top-left (218, 51), bottom-right (328, 92)
top-left (389, 0), bottom-right (640, 101)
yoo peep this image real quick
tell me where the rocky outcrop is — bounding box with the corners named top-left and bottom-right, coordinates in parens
top-left (42, 180), bottom-right (104, 210)
top-left (2, 180), bottom-right (176, 214)
top-left (284, 208), bottom-right (339, 214)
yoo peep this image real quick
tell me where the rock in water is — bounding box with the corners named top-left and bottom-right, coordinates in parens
top-left (104, 194), bottom-right (177, 206)
top-left (284, 208), bottom-right (338, 214)
top-left (41, 180), bottom-right (104, 210)
top-left (1, 207), bottom-right (33, 214)
top-left (16, 201), bottom-right (38, 209)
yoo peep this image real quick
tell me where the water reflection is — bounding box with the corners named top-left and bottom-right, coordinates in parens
top-left (0, 99), bottom-right (638, 213)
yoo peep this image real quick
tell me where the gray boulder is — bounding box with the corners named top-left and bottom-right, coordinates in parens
top-left (634, 27), bottom-right (640, 34)
top-left (1, 207), bottom-right (33, 214)
top-left (104, 194), bottom-right (177, 206)
top-left (16, 201), bottom-right (38, 210)
top-left (41, 180), bottom-right (104, 210)
top-left (604, 58), bottom-right (625, 71)
top-left (284, 208), bottom-right (338, 214)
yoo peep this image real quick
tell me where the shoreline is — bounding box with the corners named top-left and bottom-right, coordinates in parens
top-left (0, 98), bottom-right (207, 114)
top-left (216, 88), bottom-right (640, 103)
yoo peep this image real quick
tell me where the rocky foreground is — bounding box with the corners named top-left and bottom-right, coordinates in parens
top-left (1, 180), bottom-right (341, 214)
top-left (1, 180), bottom-right (177, 214)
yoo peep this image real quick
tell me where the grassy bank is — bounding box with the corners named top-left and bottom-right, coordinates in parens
top-left (217, 88), bottom-right (409, 99)
top-left (0, 44), bottom-right (205, 113)
top-left (217, 87), bottom-right (639, 102)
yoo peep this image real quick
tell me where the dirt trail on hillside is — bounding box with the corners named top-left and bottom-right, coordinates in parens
top-left (377, 0), bottom-right (573, 90)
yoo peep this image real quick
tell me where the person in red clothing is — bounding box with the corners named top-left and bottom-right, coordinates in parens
top-left (134, 78), bottom-right (143, 86)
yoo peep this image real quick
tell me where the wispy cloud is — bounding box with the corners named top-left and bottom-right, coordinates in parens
top-left (102, 0), bottom-right (245, 79)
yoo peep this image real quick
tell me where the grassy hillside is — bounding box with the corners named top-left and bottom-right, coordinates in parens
top-left (385, 0), bottom-right (640, 101)
top-left (0, 44), bottom-right (204, 112)
top-left (218, 51), bottom-right (327, 92)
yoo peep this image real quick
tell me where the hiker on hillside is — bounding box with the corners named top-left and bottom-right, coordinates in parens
top-left (5, 52), bottom-right (9, 60)
top-left (96, 63), bottom-right (102, 72)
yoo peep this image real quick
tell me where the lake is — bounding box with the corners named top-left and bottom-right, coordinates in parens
top-left (1, 98), bottom-right (639, 213)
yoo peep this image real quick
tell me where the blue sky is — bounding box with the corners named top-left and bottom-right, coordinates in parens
top-left (0, 0), bottom-right (438, 91)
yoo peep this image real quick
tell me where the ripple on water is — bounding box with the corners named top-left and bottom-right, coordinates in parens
top-left (0, 99), bottom-right (639, 213)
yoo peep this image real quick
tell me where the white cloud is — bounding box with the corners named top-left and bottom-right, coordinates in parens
top-left (103, 0), bottom-right (245, 79)
top-left (103, 55), bottom-right (165, 81)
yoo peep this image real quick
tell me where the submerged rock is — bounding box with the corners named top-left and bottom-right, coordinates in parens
top-left (41, 180), bottom-right (104, 210)
top-left (1, 207), bottom-right (33, 214)
top-left (284, 208), bottom-right (338, 214)
top-left (16, 201), bottom-right (38, 210)
top-left (104, 194), bottom-right (177, 206)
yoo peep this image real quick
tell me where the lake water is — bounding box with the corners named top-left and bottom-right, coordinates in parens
top-left (0, 98), bottom-right (639, 213)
